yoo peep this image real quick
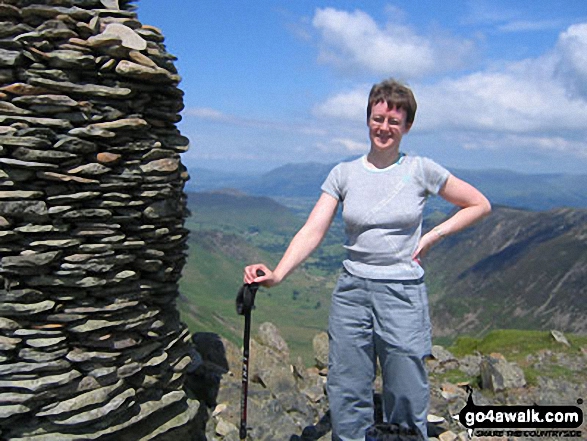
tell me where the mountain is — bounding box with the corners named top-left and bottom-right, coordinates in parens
top-left (180, 191), bottom-right (587, 361)
top-left (187, 164), bottom-right (587, 212)
top-left (452, 169), bottom-right (587, 211)
top-left (425, 205), bottom-right (587, 337)
top-left (186, 190), bottom-right (302, 235)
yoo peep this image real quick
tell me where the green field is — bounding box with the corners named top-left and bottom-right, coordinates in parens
top-left (178, 191), bottom-right (341, 365)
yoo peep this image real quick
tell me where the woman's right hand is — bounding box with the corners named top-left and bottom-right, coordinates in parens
top-left (243, 263), bottom-right (280, 287)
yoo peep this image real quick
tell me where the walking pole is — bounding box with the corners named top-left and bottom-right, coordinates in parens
top-left (236, 269), bottom-right (264, 440)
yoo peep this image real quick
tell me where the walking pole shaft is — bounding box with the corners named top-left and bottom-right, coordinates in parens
top-left (240, 309), bottom-right (252, 439)
top-left (237, 270), bottom-right (263, 440)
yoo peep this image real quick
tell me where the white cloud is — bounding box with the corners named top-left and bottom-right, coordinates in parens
top-left (312, 86), bottom-right (368, 120)
top-left (316, 137), bottom-right (367, 154)
top-left (185, 107), bottom-right (227, 121)
top-left (458, 133), bottom-right (587, 158)
top-left (311, 19), bottom-right (587, 160)
top-left (314, 23), bottom-right (587, 132)
top-left (554, 23), bottom-right (587, 100)
top-left (497, 19), bottom-right (563, 33)
top-left (311, 7), bottom-right (476, 78)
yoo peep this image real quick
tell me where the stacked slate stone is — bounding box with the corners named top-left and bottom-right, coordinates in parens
top-left (0, 0), bottom-right (200, 439)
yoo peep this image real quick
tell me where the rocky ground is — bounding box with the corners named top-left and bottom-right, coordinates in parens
top-left (189, 323), bottom-right (586, 441)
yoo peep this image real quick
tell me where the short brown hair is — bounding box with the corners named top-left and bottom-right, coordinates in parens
top-left (367, 79), bottom-right (417, 126)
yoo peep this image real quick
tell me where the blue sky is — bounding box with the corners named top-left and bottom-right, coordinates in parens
top-left (136, 0), bottom-right (587, 175)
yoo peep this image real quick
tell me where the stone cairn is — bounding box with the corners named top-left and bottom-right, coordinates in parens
top-left (0, 0), bottom-right (200, 439)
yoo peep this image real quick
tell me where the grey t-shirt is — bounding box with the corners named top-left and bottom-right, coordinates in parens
top-left (321, 155), bottom-right (450, 280)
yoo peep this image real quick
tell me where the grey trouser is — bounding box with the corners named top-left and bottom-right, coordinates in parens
top-left (327, 270), bottom-right (431, 441)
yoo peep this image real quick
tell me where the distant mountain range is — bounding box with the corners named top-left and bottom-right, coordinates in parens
top-left (179, 189), bottom-right (587, 359)
top-left (187, 162), bottom-right (587, 211)
top-left (426, 205), bottom-right (587, 337)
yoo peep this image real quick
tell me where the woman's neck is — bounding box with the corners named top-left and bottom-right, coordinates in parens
top-left (365, 149), bottom-right (402, 170)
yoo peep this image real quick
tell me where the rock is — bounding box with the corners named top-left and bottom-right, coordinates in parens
top-left (0, 1), bottom-right (195, 439)
top-left (480, 353), bottom-right (526, 392)
top-left (313, 332), bottom-right (329, 369)
top-left (257, 322), bottom-right (289, 357)
top-left (102, 23), bottom-right (147, 50)
top-left (439, 430), bottom-right (458, 441)
top-left (551, 330), bottom-right (571, 346)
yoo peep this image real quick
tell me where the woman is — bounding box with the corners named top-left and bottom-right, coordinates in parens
top-left (244, 79), bottom-right (491, 441)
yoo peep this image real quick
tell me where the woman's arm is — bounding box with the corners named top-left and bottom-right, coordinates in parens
top-left (413, 174), bottom-right (492, 259)
top-left (244, 192), bottom-right (339, 287)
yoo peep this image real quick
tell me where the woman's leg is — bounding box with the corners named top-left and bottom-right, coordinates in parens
top-left (373, 281), bottom-right (431, 440)
top-left (327, 272), bottom-right (376, 441)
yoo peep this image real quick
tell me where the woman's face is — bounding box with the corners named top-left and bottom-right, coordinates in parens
top-left (367, 101), bottom-right (411, 153)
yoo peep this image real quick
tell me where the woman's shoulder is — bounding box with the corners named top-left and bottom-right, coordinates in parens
top-left (404, 155), bottom-right (447, 170)
top-left (329, 156), bottom-right (363, 173)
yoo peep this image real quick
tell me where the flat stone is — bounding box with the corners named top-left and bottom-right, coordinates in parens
top-left (29, 77), bottom-right (132, 99)
top-left (54, 136), bottom-right (98, 153)
top-left (0, 335), bottom-right (22, 350)
top-left (0, 201), bottom-right (48, 222)
top-left (90, 117), bottom-right (149, 131)
top-left (129, 49), bottom-right (158, 68)
top-left (68, 126), bottom-right (115, 138)
top-left (0, 392), bottom-right (35, 405)
top-left (0, 317), bottom-right (20, 330)
top-left (14, 225), bottom-right (67, 234)
top-left (12, 94), bottom-right (79, 107)
top-left (50, 387), bottom-right (136, 426)
top-left (0, 404), bottom-right (30, 419)
top-left (116, 60), bottom-right (179, 83)
top-left (0, 115), bottom-right (72, 129)
top-left (0, 359), bottom-right (70, 376)
top-left (0, 48), bottom-right (22, 67)
top-left (0, 135), bottom-right (51, 148)
top-left (13, 147), bottom-right (78, 163)
top-left (102, 23), bottom-right (147, 50)
top-left (40, 49), bottom-right (95, 70)
top-left (0, 230), bottom-right (18, 242)
top-left (60, 209), bottom-right (112, 220)
top-left (0, 101), bottom-right (32, 115)
top-left (0, 370), bottom-right (81, 392)
top-left (87, 33), bottom-right (122, 48)
top-left (551, 330), bottom-right (571, 346)
top-left (0, 83), bottom-right (49, 96)
top-left (2, 251), bottom-right (61, 268)
top-left (37, 171), bottom-right (99, 184)
top-left (140, 158), bottom-right (179, 174)
top-left (100, 0), bottom-right (120, 9)
top-left (0, 158), bottom-right (58, 170)
top-left (37, 380), bottom-right (125, 417)
top-left (97, 152), bottom-right (121, 164)
top-left (0, 288), bottom-right (44, 303)
top-left (29, 239), bottom-right (80, 248)
top-left (25, 336), bottom-right (67, 348)
top-left (66, 348), bottom-right (121, 363)
top-left (19, 347), bottom-right (68, 363)
top-left (47, 191), bottom-right (101, 204)
top-left (0, 191), bottom-right (44, 200)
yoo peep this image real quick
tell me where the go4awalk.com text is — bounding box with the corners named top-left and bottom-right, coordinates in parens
top-left (458, 389), bottom-right (583, 438)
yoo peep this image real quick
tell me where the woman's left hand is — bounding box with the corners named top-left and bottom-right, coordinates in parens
top-left (412, 229), bottom-right (442, 262)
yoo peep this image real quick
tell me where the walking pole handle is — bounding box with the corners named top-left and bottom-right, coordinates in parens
top-left (236, 269), bottom-right (265, 315)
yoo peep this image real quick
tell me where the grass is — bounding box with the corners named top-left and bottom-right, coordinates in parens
top-left (178, 232), bottom-right (336, 366)
top-left (447, 329), bottom-right (587, 386)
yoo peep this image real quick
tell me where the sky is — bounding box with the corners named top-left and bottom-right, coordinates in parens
top-left (136, 0), bottom-right (587, 175)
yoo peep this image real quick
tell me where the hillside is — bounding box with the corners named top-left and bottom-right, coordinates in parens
top-left (426, 206), bottom-right (587, 337)
top-left (179, 192), bottom-right (340, 363)
top-left (187, 164), bottom-right (587, 211)
top-left (178, 192), bottom-right (587, 362)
